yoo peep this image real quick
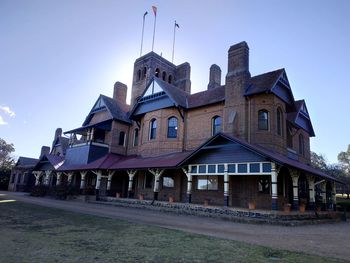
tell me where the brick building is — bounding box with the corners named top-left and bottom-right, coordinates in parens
top-left (15, 41), bottom-right (339, 211)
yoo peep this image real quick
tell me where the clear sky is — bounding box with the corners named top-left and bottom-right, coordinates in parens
top-left (1, 0), bottom-right (349, 164)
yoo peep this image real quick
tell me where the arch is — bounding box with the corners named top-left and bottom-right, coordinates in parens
top-left (137, 69), bottom-right (141, 81)
top-left (118, 131), bottom-right (125, 146)
top-left (142, 67), bottom-right (147, 79)
top-left (258, 110), bottom-right (269, 130)
top-left (155, 68), bottom-right (160, 78)
top-left (299, 134), bottom-right (304, 155)
top-left (133, 128), bottom-right (139, 147)
top-left (149, 119), bottom-right (157, 140)
top-left (162, 71), bottom-right (167, 81)
top-left (168, 75), bottom-right (173, 84)
top-left (212, 116), bottom-right (222, 135)
top-left (276, 107), bottom-right (283, 136)
top-left (167, 117), bottom-right (178, 138)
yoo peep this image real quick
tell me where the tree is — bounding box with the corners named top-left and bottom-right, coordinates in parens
top-left (338, 145), bottom-right (350, 199)
top-left (0, 138), bottom-right (15, 190)
top-left (310, 151), bottom-right (328, 171)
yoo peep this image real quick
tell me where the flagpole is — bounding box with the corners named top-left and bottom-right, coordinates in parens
top-left (172, 21), bottom-right (177, 63)
top-left (151, 6), bottom-right (157, 52)
top-left (140, 12), bottom-right (148, 57)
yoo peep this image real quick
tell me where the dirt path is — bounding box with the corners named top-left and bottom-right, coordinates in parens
top-left (1, 191), bottom-right (349, 261)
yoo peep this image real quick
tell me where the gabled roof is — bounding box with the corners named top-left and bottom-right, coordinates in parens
top-left (245, 69), bottom-right (284, 96)
top-left (33, 154), bottom-right (65, 171)
top-left (82, 94), bottom-right (131, 126)
top-left (179, 133), bottom-right (339, 183)
top-left (287, 99), bottom-right (315, 137)
top-left (15, 157), bottom-right (38, 168)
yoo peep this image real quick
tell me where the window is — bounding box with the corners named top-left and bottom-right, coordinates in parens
top-left (137, 69), bottom-right (141, 81)
top-left (162, 71), bottom-right (167, 81)
top-left (118, 131), bottom-right (125, 146)
top-left (142, 67), bottom-right (147, 79)
top-left (299, 134), bottom-right (304, 156)
top-left (149, 119), bottom-right (157, 140)
top-left (167, 117), bottom-right (178, 138)
top-left (287, 123), bottom-right (293, 148)
top-left (155, 68), bottom-right (160, 78)
top-left (197, 176), bottom-right (218, 190)
top-left (258, 177), bottom-right (270, 194)
top-left (133, 128), bottom-right (139, 147)
top-left (168, 75), bottom-right (173, 84)
top-left (276, 108), bottom-right (283, 136)
top-left (258, 110), bottom-right (269, 130)
top-left (163, 176), bottom-right (174, 188)
top-left (144, 173), bottom-right (153, 188)
top-left (212, 116), bottom-right (222, 135)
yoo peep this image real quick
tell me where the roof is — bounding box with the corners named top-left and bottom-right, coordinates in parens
top-left (187, 86), bottom-right (225, 108)
top-left (287, 99), bottom-right (315, 137)
top-left (179, 133), bottom-right (340, 183)
top-left (100, 95), bottom-right (131, 124)
top-left (15, 157), bottom-right (39, 168)
top-left (245, 69), bottom-right (284, 96)
top-left (33, 154), bottom-right (65, 171)
top-left (153, 78), bottom-right (188, 108)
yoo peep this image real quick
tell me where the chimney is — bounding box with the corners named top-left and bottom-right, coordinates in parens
top-left (113, 82), bottom-right (127, 104)
top-left (175, 62), bottom-right (191, 94)
top-left (39, 146), bottom-right (50, 158)
top-left (54, 128), bottom-right (62, 139)
top-left (207, 64), bottom-right (221, 90)
top-left (227, 41), bottom-right (250, 77)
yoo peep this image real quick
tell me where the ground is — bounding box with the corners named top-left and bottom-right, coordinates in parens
top-left (0, 192), bottom-right (349, 262)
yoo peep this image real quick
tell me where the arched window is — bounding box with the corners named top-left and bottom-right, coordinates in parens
top-left (167, 117), bottom-right (178, 138)
top-left (118, 131), bottom-right (125, 146)
top-left (142, 67), bottom-right (147, 79)
top-left (299, 134), bottom-right (304, 156)
top-left (149, 119), bottom-right (157, 140)
top-left (162, 71), bottom-right (167, 81)
top-left (212, 116), bottom-right (222, 135)
top-left (133, 128), bottom-right (139, 147)
top-left (258, 110), bottom-right (269, 130)
top-left (168, 75), bottom-right (172, 84)
top-left (137, 69), bottom-right (141, 81)
top-left (277, 108), bottom-right (283, 136)
top-left (155, 68), bottom-right (160, 78)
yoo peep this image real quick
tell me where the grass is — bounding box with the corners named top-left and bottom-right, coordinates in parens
top-left (0, 201), bottom-right (347, 263)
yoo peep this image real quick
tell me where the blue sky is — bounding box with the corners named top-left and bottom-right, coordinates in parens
top-left (0, 0), bottom-right (349, 164)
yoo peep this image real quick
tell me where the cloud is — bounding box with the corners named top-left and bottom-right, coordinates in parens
top-left (0, 115), bottom-right (8, 125)
top-left (0, 105), bottom-right (15, 117)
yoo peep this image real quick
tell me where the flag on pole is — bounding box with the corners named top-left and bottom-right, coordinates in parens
top-left (143, 11), bottom-right (148, 18)
top-left (152, 6), bottom-right (157, 16)
top-left (175, 22), bottom-right (180, 28)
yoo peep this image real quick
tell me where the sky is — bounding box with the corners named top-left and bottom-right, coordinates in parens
top-left (1, 0), bottom-right (349, 164)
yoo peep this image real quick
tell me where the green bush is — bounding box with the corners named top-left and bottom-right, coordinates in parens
top-left (30, 185), bottom-right (49, 197)
top-left (51, 184), bottom-right (79, 200)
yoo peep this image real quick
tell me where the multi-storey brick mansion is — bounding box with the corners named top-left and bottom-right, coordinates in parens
top-left (9, 42), bottom-right (338, 211)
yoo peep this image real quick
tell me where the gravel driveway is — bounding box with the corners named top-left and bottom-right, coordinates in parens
top-left (1, 191), bottom-right (349, 261)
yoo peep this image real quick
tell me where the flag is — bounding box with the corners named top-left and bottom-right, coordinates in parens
top-left (143, 11), bottom-right (148, 18)
top-left (152, 6), bottom-right (157, 16)
top-left (175, 21), bottom-right (179, 28)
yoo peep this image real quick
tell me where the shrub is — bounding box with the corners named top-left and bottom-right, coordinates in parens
top-left (30, 185), bottom-right (49, 197)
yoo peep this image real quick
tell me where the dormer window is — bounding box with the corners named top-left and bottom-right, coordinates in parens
top-left (277, 108), bottom-right (283, 136)
top-left (258, 110), bottom-right (269, 131)
top-left (212, 116), bottom-right (222, 135)
top-left (149, 119), bottom-right (157, 140)
top-left (167, 117), bottom-right (178, 138)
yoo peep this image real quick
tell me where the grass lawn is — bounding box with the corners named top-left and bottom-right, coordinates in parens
top-left (0, 201), bottom-right (346, 263)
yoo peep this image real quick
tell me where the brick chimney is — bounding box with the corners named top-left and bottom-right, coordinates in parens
top-left (113, 82), bottom-right (127, 105)
top-left (175, 62), bottom-right (191, 94)
top-left (223, 41), bottom-right (251, 139)
top-left (207, 64), bottom-right (221, 90)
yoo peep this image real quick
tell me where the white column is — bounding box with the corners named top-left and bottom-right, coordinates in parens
top-left (332, 181), bottom-right (337, 210)
top-left (95, 171), bottom-right (102, 191)
top-left (44, 170), bottom-right (52, 186)
top-left (107, 171), bottom-right (115, 192)
top-left (56, 172), bottom-right (62, 185)
top-left (224, 163), bottom-right (229, 207)
top-left (67, 172), bottom-right (74, 185)
top-left (182, 166), bottom-right (192, 203)
top-left (33, 171), bottom-right (43, 186)
top-left (290, 169), bottom-right (299, 210)
top-left (149, 169), bottom-right (164, 200)
top-left (127, 170), bottom-right (137, 196)
top-left (321, 181), bottom-right (327, 208)
top-left (307, 175), bottom-right (315, 209)
top-left (271, 163), bottom-right (278, 210)
top-left (80, 171), bottom-right (87, 190)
